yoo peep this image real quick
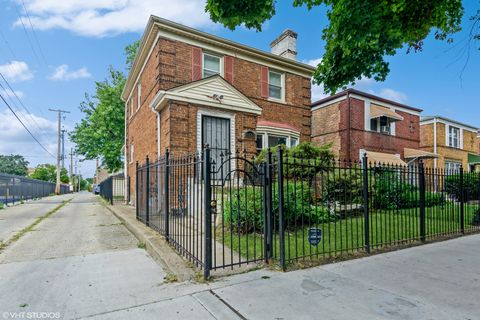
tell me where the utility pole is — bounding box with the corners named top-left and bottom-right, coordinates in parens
top-left (49, 109), bottom-right (70, 194)
top-left (61, 129), bottom-right (67, 168)
top-left (69, 149), bottom-right (74, 192)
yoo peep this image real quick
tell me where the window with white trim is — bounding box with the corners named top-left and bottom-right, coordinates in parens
top-left (445, 160), bottom-right (461, 174)
top-left (268, 70), bottom-right (283, 100)
top-left (130, 144), bottom-right (134, 164)
top-left (256, 132), bottom-right (299, 152)
top-left (137, 83), bottom-right (141, 110)
top-left (370, 116), bottom-right (392, 134)
top-left (448, 126), bottom-right (460, 148)
top-left (203, 53), bottom-right (221, 78)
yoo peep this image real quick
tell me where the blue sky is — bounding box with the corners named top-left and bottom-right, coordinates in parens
top-left (0, 0), bottom-right (479, 177)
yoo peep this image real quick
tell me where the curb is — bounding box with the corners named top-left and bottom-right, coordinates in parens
top-left (101, 202), bottom-right (195, 282)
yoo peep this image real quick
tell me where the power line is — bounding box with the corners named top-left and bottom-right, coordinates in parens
top-left (20, 0), bottom-right (48, 65)
top-left (0, 92), bottom-right (55, 158)
top-left (13, 3), bottom-right (43, 68)
top-left (0, 72), bottom-right (44, 134)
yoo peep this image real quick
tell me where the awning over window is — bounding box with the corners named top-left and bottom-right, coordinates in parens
top-left (364, 151), bottom-right (407, 166)
top-left (256, 120), bottom-right (300, 133)
top-left (468, 153), bottom-right (480, 164)
top-left (404, 148), bottom-right (438, 159)
top-left (370, 104), bottom-right (404, 121)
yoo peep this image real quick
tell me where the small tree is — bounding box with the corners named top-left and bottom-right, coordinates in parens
top-left (0, 154), bottom-right (29, 176)
top-left (30, 164), bottom-right (69, 183)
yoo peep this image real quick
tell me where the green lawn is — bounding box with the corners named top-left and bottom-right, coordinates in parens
top-left (219, 203), bottom-right (480, 263)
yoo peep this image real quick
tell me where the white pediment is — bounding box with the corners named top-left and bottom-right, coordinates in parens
top-left (150, 75), bottom-right (262, 115)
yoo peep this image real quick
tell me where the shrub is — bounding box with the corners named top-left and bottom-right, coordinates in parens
top-left (317, 169), bottom-right (363, 203)
top-left (472, 209), bottom-right (480, 226)
top-left (445, 173), bottom-right (480, 201)
top-left (223, 181), bottom-right (334, 233)
top-left (373, 170), bottom-right (444, 209)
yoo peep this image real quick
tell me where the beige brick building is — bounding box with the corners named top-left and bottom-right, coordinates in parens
top-left (122, 16), bottom-right (315, 203)
top-left (420, 116), bottom-right (480, 172)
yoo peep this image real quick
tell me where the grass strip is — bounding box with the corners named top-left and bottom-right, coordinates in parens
top-left (0, 198), bottom-right (72, 251)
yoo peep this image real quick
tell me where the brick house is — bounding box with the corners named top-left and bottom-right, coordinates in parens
top-left (122, 16), bottom-right (315, 203)
top-left (420, 116), bottom-right (480, 172)
top-left (311, 89), bottom-right (436, 165)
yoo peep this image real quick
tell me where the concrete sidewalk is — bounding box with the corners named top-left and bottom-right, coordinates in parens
top-left (89, 233), bottom-right (480, 320)
top-left (0, 193), bottom-right (72, 244)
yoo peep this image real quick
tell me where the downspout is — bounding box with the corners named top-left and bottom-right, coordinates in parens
top-left (433, 118), bottom-right (437, 170)
top-left (157, 110), bottom-right (161, 159)
top-left (124, 100), bottom-right (128, 201)
top-left (346, 91), bottom-right (351, 161)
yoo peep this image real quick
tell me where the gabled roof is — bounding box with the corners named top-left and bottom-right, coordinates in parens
top-left (311, 88), bottom-right (422, 113)
top-left (150, 75), bottom-right (262, 115)
top-left (122, 15), bottom-right (316, 100)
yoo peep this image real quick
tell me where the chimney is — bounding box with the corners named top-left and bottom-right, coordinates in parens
top-left (270, 29), bottom-right (297, 60)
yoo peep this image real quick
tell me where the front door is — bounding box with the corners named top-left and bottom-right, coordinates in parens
top-left (202, 115), bottom-right (231, 180)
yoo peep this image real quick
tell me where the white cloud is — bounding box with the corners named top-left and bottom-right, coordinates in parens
top-left (0, 61), bottom-right (34, 82)
top-left (0, 108), bottom-right (57, 161)
top-left (303, 58), bottom-right (322, 67)
top-left (0, 89), bottom-right (24, 98)
top-left (378, 88), bottom-right (408, 104)
top-left (14, 0), bottom-right (213, 37)
top-left (48, 64), bottom-right (91, 81)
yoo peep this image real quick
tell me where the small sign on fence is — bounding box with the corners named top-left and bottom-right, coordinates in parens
top-left (308, 228), bottom-right (322, 246)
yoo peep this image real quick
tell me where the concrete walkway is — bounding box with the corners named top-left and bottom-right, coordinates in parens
top-left (89, 233), bottom-right (480, 320)
top-left (0, 193), bottom-right (72, 244)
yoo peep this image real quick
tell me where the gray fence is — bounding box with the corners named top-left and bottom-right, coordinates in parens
top-left (0, 172), bottom-right (70, 205)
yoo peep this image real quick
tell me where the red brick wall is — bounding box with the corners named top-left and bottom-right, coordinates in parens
top-left (126, 35), bottom-right (312, 203)
top-left (312, 96), bottom-right (420, 161)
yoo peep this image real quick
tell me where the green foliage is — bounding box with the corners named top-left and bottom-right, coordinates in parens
top-left (374, 170), bottom-right (443, 209)
top-left (223, 181), bottom-right (335, 233)
top-left (30, 164), bottom-right (69, 183)
top-left (256, 142), bottom-right (334, 180)
top-left (125, 40), bottom-right (140, 70)
top-left (472, 208), bottom-right (480, 226)
top-left (205, 0), bottom-right (465, 94)
top-left (70, 40), bottom-right (140, 172)
top-left (0, 154), bottom-right (29, 176)
top-left (445, 173), bottom-right (480, 201)
top-left (70, 68), bottom-right (126, 172)
top-left (319, 169), bottom-right (363, 203)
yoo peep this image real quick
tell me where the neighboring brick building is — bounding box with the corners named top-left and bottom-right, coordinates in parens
top-left (123, 16), bottom-right (315, 203)
top-left (420, 116), bottom-right (480, 172)
top-left (311, 89), bottom-right (435, 165)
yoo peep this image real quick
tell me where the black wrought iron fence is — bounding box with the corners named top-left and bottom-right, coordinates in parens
top-left (0, 172), bottom-right (69, 205)
top-left (135, 147), bottom-right (480, 279)
top-left (98, 173), bottom-right (126, 204)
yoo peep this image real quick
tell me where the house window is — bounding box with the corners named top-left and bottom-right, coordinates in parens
top-left (445, 161), bottom-right (461, 174)
top-left (268, 70), bottom-right (283, 100)
top-left (130, 144), bottom-right (134, 164)
top-left (137, 83), bottom-right (141, 110)
top-left (256, 133), bottom-right (299, 152)
top-left (448, 126), bottom-right (460, 148)
top-left (256, 134), bottom-right (264, 153)
top-left (370, 116), bottom-right (392, 134)
top-left (203, 53), bottom-right (221, 78)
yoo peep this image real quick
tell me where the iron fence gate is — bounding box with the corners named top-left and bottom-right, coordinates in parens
top-left (99, 173), bottom-right (126, 205)
top-left (135, 147), bottom-right (480, 279)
